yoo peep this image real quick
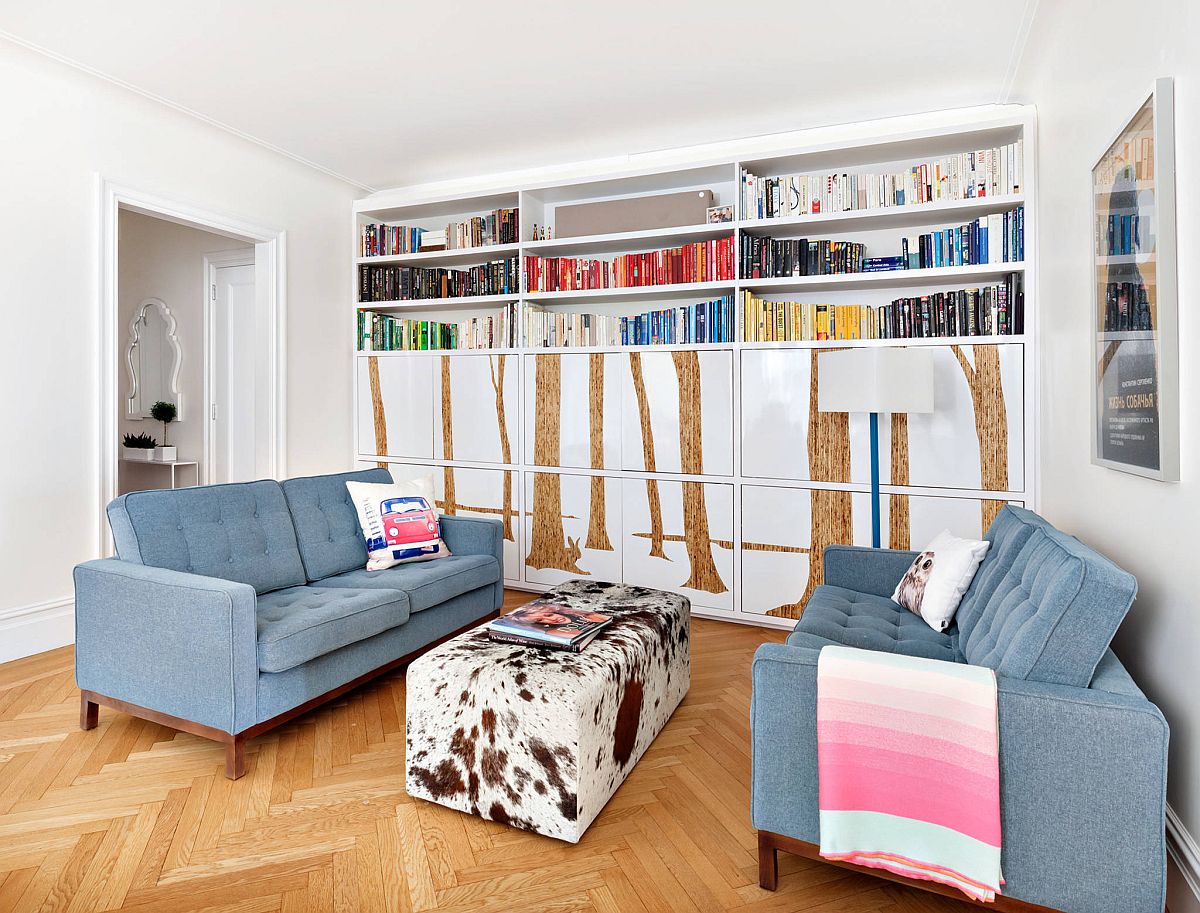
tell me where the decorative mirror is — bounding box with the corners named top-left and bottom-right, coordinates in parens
top-left (125, 298), bottom-right (183, 419)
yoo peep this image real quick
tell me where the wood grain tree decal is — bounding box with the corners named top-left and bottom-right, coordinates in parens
top-left (586, 353), bottom-right (613, 552)
top-left (951, 345), bottom-right (1009, 534)
top-left (526, 355), bottom-right (585, 573)
top-left (489, 355), bottom-right (514, 541)
top-left (672, 352), bottom-right (727, 594)
top-left (440, 355), bottom-right (457, 515)
top-left (628, 352), bottom-right (666, 559)
top-left (367, 356), bottom-right (388, 469)
top-left (799, 349), bottom-right (854, 608)
top-left (889, 414), bottom-right (911, 549)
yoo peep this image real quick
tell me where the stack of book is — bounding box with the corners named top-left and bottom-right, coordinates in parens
top-left (446, 208), bottom-right (518, 248)
top-left (357, 304), bottom-right (517, 351)
top-left (488, 602), bottom-right (613, 653)
top-left (740, 141), bottom-right (1023, 219)
top-left (740, 237), bottom-right (866, 278)
top-left (358, 259), bottom-right (519, 302)
top-left (419, 229), bottom-right (447, 251)
top-left (525, 296), bottom-right (735, 347)
top-left (524, 237), bottom-right (735, 292)
top-left (359, 223), bottom-right (424, 257)
top-left (900, 206), bottom-right (1024, 268)
top-left (879, 277), bottom-right (1024, 338)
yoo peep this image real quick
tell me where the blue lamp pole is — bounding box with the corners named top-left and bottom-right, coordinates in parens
top-left (869, 411), bottom-right (881, 548)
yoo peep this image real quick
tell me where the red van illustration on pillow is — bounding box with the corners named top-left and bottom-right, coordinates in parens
top-left (380, 496), bottom-right (439, 547)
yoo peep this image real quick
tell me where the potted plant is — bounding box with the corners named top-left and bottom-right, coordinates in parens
top-left (122, 432), bottom-right (157, 461)
top-left (150, 401), bottom-right (178, 461)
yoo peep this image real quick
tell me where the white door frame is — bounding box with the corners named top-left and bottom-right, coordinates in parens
top-left (97, 177), bottom-right (288, 556)
top-left (203, 248), bottom-right (257, 486)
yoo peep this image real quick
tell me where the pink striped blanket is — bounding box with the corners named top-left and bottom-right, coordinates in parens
top-left (817, 645), bottom-right (1002, 902)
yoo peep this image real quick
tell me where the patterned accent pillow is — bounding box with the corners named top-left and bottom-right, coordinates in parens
top-left (892, 530), bottom-right (990, 632)
top-left (345, 476), bottom-right (452, 570)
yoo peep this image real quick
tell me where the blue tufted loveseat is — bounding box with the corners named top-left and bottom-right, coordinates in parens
top-left (752, 505), bottom-right (1169, 913)
top-left (73, 468), bottom-right (504, 778)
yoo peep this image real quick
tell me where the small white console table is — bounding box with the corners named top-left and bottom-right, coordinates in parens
top-left (119, 458), bottom-right (200, 494)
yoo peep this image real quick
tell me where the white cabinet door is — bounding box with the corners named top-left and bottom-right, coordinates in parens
top-left (523, 353), bottom-right (621, 470)
top-left (356, 356), bottom-right (435, 459)
top-left (620, 350), bottom-right (733, 476)
top-left (523, 471), bottom-right (622, 587)
top-left (433, 353), bottom-right (518, 465)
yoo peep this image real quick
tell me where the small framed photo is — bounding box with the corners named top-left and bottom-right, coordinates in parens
top-left (706, 205), bottom-right (733, 224)
top-left (1091, 77), bottom-right (1179, 481)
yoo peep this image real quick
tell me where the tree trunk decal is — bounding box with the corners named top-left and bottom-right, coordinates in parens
top-left (440, 356), bottom-right (457, 515)
top-left (672, 352), bottom-right (727, 594)
top-left (951, 345), bottom-right (1009, 535)
top-left (489, 355), bottom-right (514, 541)
top-left (889, 413), bottom-right (911, 549)
top-left (780, 349), bottom-right (854, 616)
top-left (586, 353), bottom-right (613, 551)
top-left (367, 356), bottom-right (388, 469)
top-left (526, 355), bottom-right (585, 573)
top-left (628, 352), bottom-right (665, 559)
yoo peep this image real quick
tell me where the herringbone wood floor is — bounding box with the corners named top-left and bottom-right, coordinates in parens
top-left (0, 590), bottom-right (977, 913)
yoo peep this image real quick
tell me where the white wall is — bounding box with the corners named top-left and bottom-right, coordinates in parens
top-left (1012, 0), bottom-right (1200, 901)
top-left (0, 39), bottom-right (359, 660)
top-left (117, 209), bottom-right (252, 481)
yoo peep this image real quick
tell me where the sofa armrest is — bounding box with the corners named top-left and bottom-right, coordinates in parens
top-left (822, 544), bottom-right (917, 597)
top-left (749, 641), bottom-right (1169, 913)
top-left (73, 559), bottom-right (259, 734)
top-left (439, 516), bottom-right (504, 609)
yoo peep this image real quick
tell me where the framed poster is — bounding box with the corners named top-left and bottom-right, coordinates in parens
top-left (1092, 77), bottom-right (1179, 480)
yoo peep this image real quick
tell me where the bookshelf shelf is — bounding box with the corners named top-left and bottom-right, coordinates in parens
top-left (524, 281), bottom-right (735, 305)
top-left (356, 242), bottom-right (520, 267)
top-left (737, 193), bottom-right (1025, 235)
top-left (351, 107), bottom-right (1037, 629)
top-left (357, 294), bottom-right (520, 312)
top-left (740, 262), bottom-right (1024, 294)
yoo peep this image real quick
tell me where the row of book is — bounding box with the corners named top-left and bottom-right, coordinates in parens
top-left (897, 206), bottom-right (1025, 269)
top-left (357, 259), bottom-right (519, 302)
top-left (740, 237), bottom-right (866, 279)
top-left (523, 237), bottom-right (735, 292)
top-left (741, 275), bottom-right (1024, 341)
top-left (525, 296), bottom-right (736, 348)
top-left (740, 140), bottom-right (1024, 220)
top-left (1098, 212), bottom-right (1146, 256)
top-left (358, 207), bottom-right (518, 257)
top-left (1101, 282), bottom-right (1153, 332)
top-left (357, 304), bottom-right (518, 351)
top-left (1094, 133), bottom-right (1154, 186)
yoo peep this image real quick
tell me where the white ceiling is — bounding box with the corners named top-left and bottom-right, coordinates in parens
top-left (0, 1), bottom-right (1037, 192)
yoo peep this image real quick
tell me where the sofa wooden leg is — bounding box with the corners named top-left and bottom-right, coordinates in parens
top-left (80, 693), bottom-right (98, 731)
top-left (758, 831), bottom-right (778, 891)
top-left (225, 736), bottom-right (246, 780)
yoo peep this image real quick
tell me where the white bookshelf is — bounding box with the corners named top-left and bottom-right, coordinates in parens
top-left (350, 106), bottom-right (1038, 629)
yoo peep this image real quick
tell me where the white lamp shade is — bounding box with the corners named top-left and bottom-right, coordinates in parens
top-left (816, 347), bottom-right (935, 414)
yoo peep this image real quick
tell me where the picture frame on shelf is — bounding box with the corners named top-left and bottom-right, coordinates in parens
top-left (706, 205), bottom-right (734, 224)
top-left (1091, 77), bottom-right (1179, 481)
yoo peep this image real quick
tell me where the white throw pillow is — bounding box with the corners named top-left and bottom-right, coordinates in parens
top-left (345, 476), bottom-right (452, 571)
top-left (891, 529), bottom-right (991, 632)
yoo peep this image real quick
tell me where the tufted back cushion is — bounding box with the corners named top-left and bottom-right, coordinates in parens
top-left (281, 468), bottom-right (393, 581)
top-left (957, 506), bottom-right (1137, 686)
top-left (107, 481), bottom-right (306, 595)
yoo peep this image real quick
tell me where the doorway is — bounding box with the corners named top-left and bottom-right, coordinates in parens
top-left (98, 180), bottom-right (287, 556)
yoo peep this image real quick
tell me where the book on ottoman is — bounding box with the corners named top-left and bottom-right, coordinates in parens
top-left (488, 600), bottom-right (612, 652)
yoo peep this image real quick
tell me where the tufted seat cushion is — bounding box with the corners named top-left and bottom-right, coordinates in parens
top-left (315, 554), bottom-right (500, 612)
top-left (255, 585), bottom-right (410, 673)
top-left (788, 585), bottom-right (959, 663)
top-left (107, 480), bottom-right (306, 595)
top-left (281, 468), bottom-right (393, 582)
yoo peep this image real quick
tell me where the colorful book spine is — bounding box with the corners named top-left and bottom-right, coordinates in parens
top-left (900, 206), bottom-right (1025, 268)
top-left (739, 236), bottom-right (866, 278)
top-left (525, 297), bottom-right (735, 348)
top-left (524, 237), bottom-right (735, 292)
top-left (358, 259), bottom-right (519, 302)
top-left (357, 304), bottom-right (517, 351)
top-left (360, 208), bottom-right (518, 258)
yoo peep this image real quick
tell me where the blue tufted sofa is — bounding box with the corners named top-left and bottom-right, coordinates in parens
top-left (74, 468), bottom-right (503, 778)
top-left (752, 506), bottom-right (1169, 913)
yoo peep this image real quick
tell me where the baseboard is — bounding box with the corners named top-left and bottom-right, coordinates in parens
top-left (0, 597), bottom-right (74, 663)
top-left (1168, 805), bottom-right (1200, 913)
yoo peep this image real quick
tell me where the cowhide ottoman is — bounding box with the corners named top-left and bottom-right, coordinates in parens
top-left (405, 580), bottom-right (690, 842)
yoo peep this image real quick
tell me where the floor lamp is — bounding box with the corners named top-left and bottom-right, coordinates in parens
top-left (816, 348), bottom-right (934, 548)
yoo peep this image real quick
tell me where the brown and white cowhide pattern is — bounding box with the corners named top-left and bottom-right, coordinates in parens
top-left (405, 580), bottom-right (690, 842)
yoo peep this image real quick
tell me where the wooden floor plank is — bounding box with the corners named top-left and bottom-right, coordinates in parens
top-left (0, 589), bottom-right (977, 912)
